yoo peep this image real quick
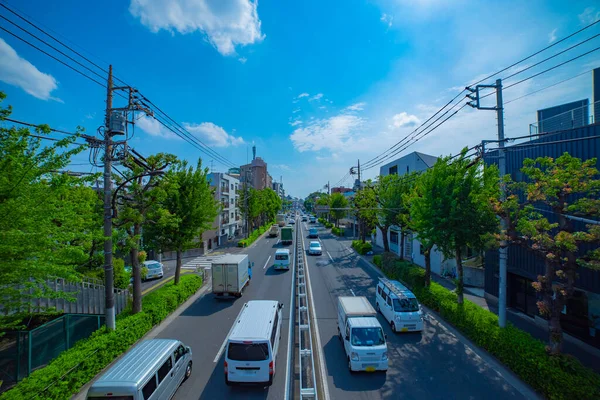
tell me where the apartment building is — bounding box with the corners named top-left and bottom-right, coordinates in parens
top-left (204, 172), bottom-right (241, 248)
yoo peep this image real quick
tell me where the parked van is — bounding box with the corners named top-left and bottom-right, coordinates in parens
top-left (274, 249), bottom-right (291, 270)
top-left (376, 278), bottom-right (424, 332)
top-left (86, 339), bottom-right (192, 400)
top-left (225, 300), bottom-right (284, 386)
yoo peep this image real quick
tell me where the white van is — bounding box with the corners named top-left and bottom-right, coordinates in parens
top-left (225, 300), bottom-right (284, 386)
top-left (376, 278), bottom-right (424, 332)
top-left (274, 249), bottom-right (290, 270)
top-left (86, 339), bottom-right (192, 400)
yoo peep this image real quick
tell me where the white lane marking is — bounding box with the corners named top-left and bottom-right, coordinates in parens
top-left (284, 221), bottom-right (297, 400)
top-left (214, 306), bottom-right (246, 363)
top-left (263, 255), bottom-right (271, 269)
top-left (277, 239), bottom-right (281, 245)
top-left (327, 251), bottom-right (334, 263)
top-left (350, 289), bottom-right (355, 297)
top-left (302, 226), bottom-right (331, 400)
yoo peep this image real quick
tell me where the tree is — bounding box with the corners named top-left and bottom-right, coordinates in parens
top-left (114, 153), bottom-right (175, 313)
top-left (353, 182), bottom-right (378, 243)
top-left (330, 192), bottom-right (348, 227)
top-left (417, 150), bottom-right (499, 304)
top-left (144, 159), bottom-right (218, 285)
top-left (368, 174), bottom-right (404, 252)
top-left (494, 153), bottom-right (600, 354)
top-left (392, 172), bottom-right (418, 260)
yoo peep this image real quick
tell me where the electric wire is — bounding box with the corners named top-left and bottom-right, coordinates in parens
top-left (504, 69), bottom-right (592, 105)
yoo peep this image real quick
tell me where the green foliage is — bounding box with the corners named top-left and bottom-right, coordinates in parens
top-left (379, 254), bottom-right (600, 400)
top-left (351, 240), bottom-right (372, 255)
top-left (239, 187), bottom-right (282, 230)
top-left (238, 221), bottom-right (275, 247)
top-left (1, 274), bottom-right (202, 400)
top-left (113, 258), bottom-right (129, 290)
top-left (373, 255), bottom-right (382, 267)
top-left (331, 226), bottom-right (344, 236)
top-left (330, 192), bottom-right (348, 226)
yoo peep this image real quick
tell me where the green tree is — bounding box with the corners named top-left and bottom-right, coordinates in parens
top-left (494, 153), bottom-right (600, 353)
top-left (353, 182), bottom-right (377, 243)
top-left (367, 174), bottom-right (404, 252)
top-left (144, 159), bottom-right (218, 285)
top-left (392, 172), bottom-right (418, 260)
top-left (330, 192), bottom-right (348, 227)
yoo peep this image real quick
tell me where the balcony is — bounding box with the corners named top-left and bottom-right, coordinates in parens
top-left (221, 216), bottom-right (230, 224)
top-left (236, 215), bottom-right (241, 221)
top-left (221, 201), bottom-right (229, 209)
top-left (221, 186), bottom-right (229, 194)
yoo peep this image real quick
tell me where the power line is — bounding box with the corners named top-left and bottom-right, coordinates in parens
top-left (2, 117), bottom-right (78, 136)
top-left (504, 69), bottom-right (592, 105)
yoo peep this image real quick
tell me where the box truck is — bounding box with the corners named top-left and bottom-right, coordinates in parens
top-left (337, 296), bottom-right (388, 373)
top-left (280, 226), bottom-right (293, 245)
top-left (269, 224), bottom-right (279, 238)
top-left (212, 254), bottom-right (251, 298)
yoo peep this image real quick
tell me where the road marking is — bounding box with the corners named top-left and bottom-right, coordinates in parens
top-left (214, 306), bottom-right (246, 363)
top-left (302, 226), bottom-right (331, 400)
top-left (141, 270), bottom-right (193, 295)
top-left (350, 289), bottom-right (355, 296)
top-left (277, 239), bottom-right (281, 245)
top-left (327, 251), bottom-right (334, 263)
top-left (263, 255), bottom-right (271, 269)
top-left (284, 220), bottom-right (297, 400)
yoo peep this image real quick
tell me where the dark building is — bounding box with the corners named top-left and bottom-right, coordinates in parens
top-left (536, 99), bottom-right (589, 133)
top-left (484, 124), bottom-right (600, 348)
top-left (593, 68), bottom-right (600, 125)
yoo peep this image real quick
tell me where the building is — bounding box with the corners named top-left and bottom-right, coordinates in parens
top-left (227, 167), bottom-right (241, 179)
top-left (593, 68), bottom-right (600, 124)
top-left (483, 124), bottom-right (600, 348)
top-left (536, 99), bottom-right (589, 134)
top-left (240, 146), bottom-right (270, 190)
top-left (272, 181), bottom-right (285, 198)
top-left (331, 186), bottom-right (352, 194)
top-left (203, 172), bottom-right (241, 248)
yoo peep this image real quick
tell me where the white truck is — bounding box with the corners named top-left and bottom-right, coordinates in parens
top-left (337, 296), bottom-right (388, 373)
top-left (212, 254), bottom-right (251, 298)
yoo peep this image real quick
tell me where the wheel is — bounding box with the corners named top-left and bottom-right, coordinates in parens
top-left (267, 375), bottom-right (274, 386)
top-left (391, 321), bottom-right (396, 332)
top-left (184, 361), bottom-right (192, 380)
top-left (225, 376), bottom-right (231, 386)
top-left (376, 302), bottom-right (380, 312)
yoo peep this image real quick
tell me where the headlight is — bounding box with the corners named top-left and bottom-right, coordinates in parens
top-left (382, 352), bottom-right (388, 361)
top-left (351, 352), bottom-right (359, 361)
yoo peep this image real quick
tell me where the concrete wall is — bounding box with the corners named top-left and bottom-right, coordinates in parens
top-left (463, 266), bottom-right (485, 288)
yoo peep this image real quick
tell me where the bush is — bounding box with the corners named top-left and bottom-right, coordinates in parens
top-left (373, 255), bottom-right (382, 267)
top-left (378, 255), bottom-right (600, 400)
top-left (351, 240), bottom-right (372, 255)
top-left (331, 226), bottom-right (344, 236)
top-left (238, 221), bottom-right (274, 247)
top-left (1, 274), bottom-right (203, 400)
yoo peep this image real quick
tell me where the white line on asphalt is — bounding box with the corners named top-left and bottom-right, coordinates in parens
top-left (350, 289), bottom-right (355, 296)
top-left (284, 222), bottom-right (297, 400)
top-left (302, 226), bottom-right (331, 400)
top-left (214, 306), bottom-right (246, 363)
top-left (327, 251), bottom-right (334, 263)
top-left (277, 239), bottom-right (281, 245)
top-left (263, 255), bottom-right (271, 269)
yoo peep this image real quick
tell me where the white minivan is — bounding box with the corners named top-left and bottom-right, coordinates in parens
top-left (274, 249), bottom-right (290, 270)
top-left (225, 300), bottom-right (284, 387)
top-left (376, 278), bottom-right (424, 332)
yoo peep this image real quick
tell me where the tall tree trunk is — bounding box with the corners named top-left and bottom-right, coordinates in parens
top-left (424, 246), bottom-right (432, 287)
top-left (399, 231), bottom-right (405, 260)
top-left (380, 226), bottom-right (390, 252)
top-left (131, 223), bottom-right (142, 314)
top-left (455, 246), bottom-right (464, 304)
top-left (174, 248), bottom-right (182, 285)
top-left (540, 257), bottom-right (566, 354)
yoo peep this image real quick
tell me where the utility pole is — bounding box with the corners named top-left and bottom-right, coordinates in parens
top-left (467, 78), bottom-right (508, 328)
top-left (103, 65), bottom-right (115, 331)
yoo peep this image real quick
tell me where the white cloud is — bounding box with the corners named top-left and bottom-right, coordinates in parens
top-left (137, 115), bottom-right (181, 139)
top-left (548, 28), bottom-right (557, 43)
top-left (129, 0), bottom-right (265, 56)
top-left (271, 164), bottom-right (291, 171)
top-left (297, 92), bottom-right (309, 98)
top-left (292, 108), bottom-right (301, 113)
top-left (289, 120), bottom-right (302, 127)
top-left (579, 7), bottom-right (600, 25)
top-left (390, 112), bottom-right (420, 128)
top-left (380, 13), bottom-right (393, 28)
top-left (184, 122), bottom-right (244, 147)
top-left (0, 38), bottom-right (60, 101)
top-left (319, 106), bottom-right (327, 110)
top-left (309, 93), bottom-right (323, 101)
top-left (345, 102), bottom-right (366, 111)
top-left (238, 57), bottom-right (247, 64)
top-left (290, 114), bottom-right (364, 152)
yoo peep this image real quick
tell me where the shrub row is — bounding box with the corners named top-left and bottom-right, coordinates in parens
top-left (1, 274), bottom-right (203, 400)
top-left (331, 226), bottom-right (344, 236)
top-left (237, 221), bottom-right (274, 247)
top-left (351, 240), bottom-right (372, 255)
top-left (378, 254), bottom-right (600, 400)
top-left (372, 254), bottom-right (382, 267)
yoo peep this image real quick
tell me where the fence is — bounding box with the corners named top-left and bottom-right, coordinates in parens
top-left (0, 314), bottom-right (105, 391)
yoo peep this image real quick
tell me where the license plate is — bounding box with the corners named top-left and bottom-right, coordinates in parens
top-left (365, 366), bottom-right (376, 372)
top-left (401, 327), bottom-right (408, 332)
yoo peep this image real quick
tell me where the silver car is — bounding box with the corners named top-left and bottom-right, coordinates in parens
top-left (144, 260), bottom-right (164, 280)
top-left (308, 241), bottom-right (322, 255)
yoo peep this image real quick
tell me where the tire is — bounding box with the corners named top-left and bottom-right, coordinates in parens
top-left (184, 361), bottom-right (192, 380)
top-left (391, 321), bottom-right (396, 332)
top-left (268, 375), bottom-right (274, 386)
top-left (376, 302), bottom-right (380, 313)
top-left (225, 376), bottom-right (231, 386)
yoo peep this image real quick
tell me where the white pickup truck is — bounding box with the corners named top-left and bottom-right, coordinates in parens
top-left (337, 296), bottom-right (388, 373)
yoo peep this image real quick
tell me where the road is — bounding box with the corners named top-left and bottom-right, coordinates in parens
top-left (299, 221), bottom-right (532, 400)
top-left (156, 231), bottom-right (295, 400)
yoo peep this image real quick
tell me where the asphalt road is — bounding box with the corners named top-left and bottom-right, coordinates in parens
top-left (299, 221), bottom-right (533, 400)
top-left (156, 231), bottom-right (295, 400)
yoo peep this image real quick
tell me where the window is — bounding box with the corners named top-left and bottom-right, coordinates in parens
top-left (157, 357), bottom-right (172, 384)
top-left (351, 327), bottom-right (385, 346)
top-left (275, 254), bottom-right (288, 261)
top-left (393, 298), bottom-right (420, 312)
top-left (377, 286), bottom-right (382, 296)
top-left (227, 342), bottom-right (269, 361)
top-left (381, 292), bottom-right (388, 302)
top-left (387, 296), bottom-right (393, 307)
top-left (231, 212), bottom-right (234, 218)
top-left (390, 231), bottom-right (399, 244)
top-left (142, 376), bottom-right (157, 399)
top-left (345, 325), bottom-right (350, 340)
top-left (389, 165), bottom-right (398, 175)
top-left (174, 345), bottom-right (185, 363)
top-left (419, 243), bottom-right (425, 255)
top-left (270, 311), bottom-right (279, 346)
top-left (231, 183), bottom-right (234, 190)
top-left (406, 166), bottom-right (409, 173)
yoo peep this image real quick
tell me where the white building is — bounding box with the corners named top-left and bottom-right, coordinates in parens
top-left (374, 152), bottom-right (458, 276)
top-left (206, 172), bottom-right (241, 247)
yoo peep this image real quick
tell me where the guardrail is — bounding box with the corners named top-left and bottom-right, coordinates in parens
top-left (295, 219), bottom-right (318, 399)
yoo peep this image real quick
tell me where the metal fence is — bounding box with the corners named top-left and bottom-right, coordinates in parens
top-left (0, 314), bottom-right (105, 390)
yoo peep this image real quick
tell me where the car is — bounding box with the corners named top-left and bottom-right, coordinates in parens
top-left (301, 216), bottom-right (308, 222)
top-left (308, 241), bottom-right (322, 255)
top-left (289, 219), bottom-right (296, 225)
top-left (309, 216), bottom-right (316, 223)
top-left (144, 260), bottom-right (164, 280)
top-left (308, 228), bottom-right (318, 238)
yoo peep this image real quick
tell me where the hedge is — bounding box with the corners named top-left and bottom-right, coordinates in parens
top-left (351, 240), bottom-right (372, 255)
top-left (378, 254), bottom-right (600, 400)
top-left (331, 226), bottom-right (344, 236)
top-left (1, 274), bottom-right (203, 400)
top-left (373, 254), bottom-right (382, 267)
top-left (237, 221), bottom-right (274, 247)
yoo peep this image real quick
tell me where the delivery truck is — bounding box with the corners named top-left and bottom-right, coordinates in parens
top-left (280, 226), bottom-right (293, 245)
top-left (337, 296), bottom-right (388, 373)
top-left (212, 254), bottom-right (251, 298)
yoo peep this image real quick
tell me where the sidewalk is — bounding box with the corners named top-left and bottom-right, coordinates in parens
top-left (355, 242), bottom-right (600, 374)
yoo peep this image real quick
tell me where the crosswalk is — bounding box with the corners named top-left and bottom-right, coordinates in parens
top-left (181, 253), bottom-right (225, 271)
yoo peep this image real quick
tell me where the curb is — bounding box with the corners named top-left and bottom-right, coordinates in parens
top-left (141, 269), bottom-right (194, 296)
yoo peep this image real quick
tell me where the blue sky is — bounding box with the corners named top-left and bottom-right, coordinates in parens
top-left (0, 0), bottom-right (599, 197)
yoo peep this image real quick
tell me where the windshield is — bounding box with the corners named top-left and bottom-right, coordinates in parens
top-left (227, 342), bottom-right (270, 361)
top-left (310, 243), bottom-right (320, 248)
top-left (351, 327), bottom-right (385, 346)
top-left (393, 298), bottom-right (420, 312)
top-left (275, 254), bottom-right (288, 260)
top-left (146, 262), bottom-right (161, 270)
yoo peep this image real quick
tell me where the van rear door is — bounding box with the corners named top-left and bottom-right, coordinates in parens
top-left (226, 264), bottom-right (239, 293)
top-left (226, 340), bottom-right (271, 384)
top-left (212, 264), bottom-right (225, 294)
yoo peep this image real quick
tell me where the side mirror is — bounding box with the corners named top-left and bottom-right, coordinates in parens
top-left (384, 334), bottom-right (388, 340)
top-left (345, 335), bottom-right (350, 341)
top-left (279, 303), bottom-right (284, 309)
top-left (185, 346), bottom-right (191, 354)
